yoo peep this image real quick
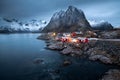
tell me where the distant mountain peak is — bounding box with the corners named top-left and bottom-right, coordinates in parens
top-left (65, 6), bottom-right (86, 22)
top-left (91, 21), bottom-right (114, 30)
top-left (67, 6), bottom-right (83, 13)
top-left (67, 6), bottom-right (77, 11)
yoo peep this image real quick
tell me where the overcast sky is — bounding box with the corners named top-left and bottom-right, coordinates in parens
top-left (0, 0), bottom-right (120, 27)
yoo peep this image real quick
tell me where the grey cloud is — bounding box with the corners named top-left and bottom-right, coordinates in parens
top-left (0, 0), bottom-right (120, 27)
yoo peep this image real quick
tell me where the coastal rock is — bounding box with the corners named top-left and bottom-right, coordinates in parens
top-left (37, 33), bottom-right (50, 40)
top-left (63, 60), bottom-right (72, 66)
top-left (89, 55), bottom-right (112, 64)
top-left (61, 45), bottom-right (83, 56)
top-left (72, 50), bottom-right (83, 56)
top-left (87, 47), bottom-right (110, 56)
top-left (61, 46), bottom-right (73, 55)
top-left (87, 48), bottom-right (112, 64)
top-left (48, 42), bottom-right (64, 50)
top-left (33, 58), bottom-right (44, 64)
top-left (101, 69), bottom-right (120, 80)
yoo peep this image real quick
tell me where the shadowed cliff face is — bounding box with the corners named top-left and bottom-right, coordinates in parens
top-left (42, 6), bottom-right (92, 32)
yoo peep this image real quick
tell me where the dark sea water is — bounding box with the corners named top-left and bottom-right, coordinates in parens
top-left (0, 33), bottom-right (119, 80)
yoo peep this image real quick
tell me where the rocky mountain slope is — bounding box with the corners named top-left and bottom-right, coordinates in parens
top-left (42, 6), bottom-right (92, 32)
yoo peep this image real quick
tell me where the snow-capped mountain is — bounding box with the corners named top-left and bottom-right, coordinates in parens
top-left (42, 6), bottom-right (92, 32)
top-left (0, 17), bottom-right (47, 33)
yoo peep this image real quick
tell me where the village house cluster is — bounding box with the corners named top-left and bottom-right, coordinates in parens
top-left (48, 31), bottom-right (96, 44)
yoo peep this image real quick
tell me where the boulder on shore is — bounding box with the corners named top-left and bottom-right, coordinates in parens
top-left (89, 55), bottom-right (112, 64)
top-left (61, 46), bottom-right (73, 55)
top-left (33, 58), bottom-right (44, 64)
top-left (37, 33), bottom-right (50, 40)
top-left (101, 69), bottom-right (120, 80)
top-left (87, 48), bottom-right (113, 64)
top-left (61, 46), bottom-right (83, 56)
top-left (63, 60), bottom-right (72, 66)
top-left (47, 42), bottom-right (64, 50)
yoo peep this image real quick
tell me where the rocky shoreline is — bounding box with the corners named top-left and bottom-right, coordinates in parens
top-left (37, 33), bottom-right (120, 80)
top-left (45, 40), bottom-right (120, 65)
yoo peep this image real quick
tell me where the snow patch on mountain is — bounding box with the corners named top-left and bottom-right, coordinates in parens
top-left (88, 20), bottom-right (105, 26)
top-left (52, 10), bottom-right (65, 20)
